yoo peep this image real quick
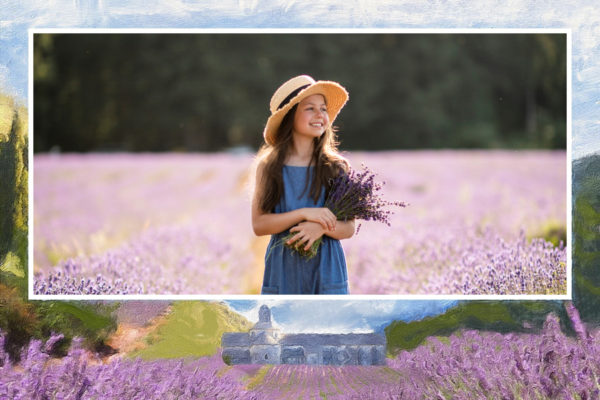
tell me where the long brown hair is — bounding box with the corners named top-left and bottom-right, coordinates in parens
top-left (256, 104), bottom-right (349, 213)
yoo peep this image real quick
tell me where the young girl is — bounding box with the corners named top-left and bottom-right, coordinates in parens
top-left (252, 75), bottom-right (355, 295)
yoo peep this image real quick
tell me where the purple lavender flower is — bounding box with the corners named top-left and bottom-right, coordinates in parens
top-left (564, 301), bottom-right (588, 343)
top-left (43, 333), bottom-right (65, 354)
top-left (285, 165), bottom-right (407, 259)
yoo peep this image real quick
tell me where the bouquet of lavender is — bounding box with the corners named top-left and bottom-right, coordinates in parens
top-left (283, 165), bottom-right (407, 260)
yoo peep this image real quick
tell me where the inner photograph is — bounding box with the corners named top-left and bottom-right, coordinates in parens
top-left (31, 32), bottom-right (567, 296)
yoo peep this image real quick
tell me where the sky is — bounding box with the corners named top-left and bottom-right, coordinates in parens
top-left (225, 299), bottom-right (457, 333)
top-left (0, 0), bottom-right (599, 158)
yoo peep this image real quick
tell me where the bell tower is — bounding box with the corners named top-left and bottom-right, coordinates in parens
top-left (249, 305), bottom-right (282, 364)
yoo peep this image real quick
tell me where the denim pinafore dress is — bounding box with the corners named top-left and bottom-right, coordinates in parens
top-left (261, 165), bottom-right (349, 295)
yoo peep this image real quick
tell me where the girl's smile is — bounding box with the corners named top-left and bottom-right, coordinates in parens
top-left (293, 94), bottom-right (329, 139)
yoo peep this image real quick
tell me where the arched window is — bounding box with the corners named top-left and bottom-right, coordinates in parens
top-left (265, 354), bottom-right (268, 360)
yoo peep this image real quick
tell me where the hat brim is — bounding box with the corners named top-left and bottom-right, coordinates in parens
top-left (263, 81), bottom-right (349, 146)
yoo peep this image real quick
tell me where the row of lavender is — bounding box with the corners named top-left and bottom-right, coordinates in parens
top-left (252, 308), bottom-right (598, 399)
top-left (0, 335), bottom-right (251, 400)
top-left (34, 151), bottom-right (566, 294)
top-left (2, 312), bottom-right (596, 399)
top-left (34, 153), bottom-right (255, 294)
top-left (343, 151), bottom-right (566, 295)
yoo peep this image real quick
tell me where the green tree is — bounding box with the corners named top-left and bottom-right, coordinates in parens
top-left (0, 95), bottom-right (118, 361)
top-left (572, 154), bottom-right (600, 322)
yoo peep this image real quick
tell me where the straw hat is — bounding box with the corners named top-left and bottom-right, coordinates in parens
top-left (263, 75), bottom-right (349, 146)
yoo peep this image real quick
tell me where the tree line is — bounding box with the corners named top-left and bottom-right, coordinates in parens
top-left (34, 33), bottom-right (566, 152)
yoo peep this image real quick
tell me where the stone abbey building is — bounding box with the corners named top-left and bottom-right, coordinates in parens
top-left (221, 305), bottom-right (386, 366)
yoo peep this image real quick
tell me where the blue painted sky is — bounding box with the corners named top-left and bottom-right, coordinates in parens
top-left (225, 300), bottom-right (457, 333)
top-left (1, 1), bottom-right (598, 157)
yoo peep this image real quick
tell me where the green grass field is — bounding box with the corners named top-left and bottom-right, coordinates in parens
top-left (129, 301), bottom-right (252, 360)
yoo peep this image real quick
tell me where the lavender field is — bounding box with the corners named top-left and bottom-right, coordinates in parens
top-left (2, 313), bottom-right (597, 399)
top-left (33, 151), bottom-right (566, 295)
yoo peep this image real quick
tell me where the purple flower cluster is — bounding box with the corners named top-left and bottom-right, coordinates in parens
top-left (43, 333), bottom-right (64, 354)
top-left (0, 333), bottom-right (255, 400)
top-left (33, 226), bottom-right (238, 294)
top-left (380, 314), bottom-right (600, 399)
top-left (409, 229), bottom-right (565, 295)
top-left (285, 165), bottom-right (407, 259)
top-left (343, 151), bottom-right (566, 294)
top-left (326, 165), bottom-right (407, 228)
top-left (33, 151), bottom-right (566, 294)
top-left (34, 153), bottom-right (256, 294)
top-left (251, 364), bottom-right (400, 399)
top-left (250, 313), bottom-right (599, 399)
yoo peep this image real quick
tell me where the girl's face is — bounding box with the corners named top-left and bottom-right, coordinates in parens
top-left (292, 94), bottom-right (329, 140)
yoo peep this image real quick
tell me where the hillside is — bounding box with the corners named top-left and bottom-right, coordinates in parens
top-left (385, 300), bottom-right (570, 355)
top-left (126, 301), bottom-right (252, 360)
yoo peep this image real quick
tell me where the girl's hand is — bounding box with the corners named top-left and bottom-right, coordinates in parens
top-left (301, 207), bottom-right (336, 232)
top-left (287, 221), bottom-right (326, 251)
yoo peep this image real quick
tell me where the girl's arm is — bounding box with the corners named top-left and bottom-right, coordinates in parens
top-left (251, 161), bottom-right (336, 236)
top-left (324, 219), bottom-right (355, 240)
top-left (288, 220), bottom-right (355, 251)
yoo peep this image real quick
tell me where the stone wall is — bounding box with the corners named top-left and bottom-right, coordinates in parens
top-left (250, 344), bottom-right (281, 364)
top-left (222, 341), bottom-right (386, 366)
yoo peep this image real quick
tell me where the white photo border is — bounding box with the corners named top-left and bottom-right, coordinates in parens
top-left (28, 27), bottom-right (572, 301)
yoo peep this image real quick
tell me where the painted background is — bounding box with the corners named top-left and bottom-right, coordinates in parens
top-left (0, 2), bottom-right (599, 398)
